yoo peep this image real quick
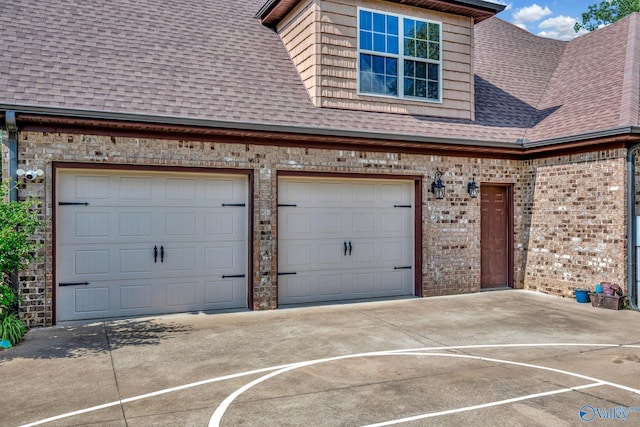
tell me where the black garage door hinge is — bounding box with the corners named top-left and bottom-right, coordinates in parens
top-left (393, 205), bottom-right (412, 208)
top-left (222, 274), bottom-right (245, 278)
top-left (278, 272), bottom-right (297, 276)
top-left (393, 266), bottom-right (412, 270)
top-left (277, 204), bottom-right (297, 207)
top-left (59, 281), bottom-right (90, 286)
top-left (222, 203), bottom-right (246, 207)
top-left (58, 201), bottom-right (89, 206)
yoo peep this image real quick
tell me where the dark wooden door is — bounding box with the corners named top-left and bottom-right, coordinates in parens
top-left (481, 185), bottom-right (510, 288)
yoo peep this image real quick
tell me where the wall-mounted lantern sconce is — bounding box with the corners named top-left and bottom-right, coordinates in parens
top-left (467, 178), bottom-right (479, 198)
top-left (430, 170), bottom-right (445, 199)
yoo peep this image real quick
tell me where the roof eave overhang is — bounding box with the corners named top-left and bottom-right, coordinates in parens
top-left (523, 126), bottom-right (640, 151)
top-left (257, 0), bottom-right (505, 27)
top-left (4, 105), bottom-right (639, 159)
top-left (1, 104), bottom-right (523, 158)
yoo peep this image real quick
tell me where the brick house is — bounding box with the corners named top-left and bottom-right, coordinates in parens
top-left (1, 0), bottom-right (639, 327)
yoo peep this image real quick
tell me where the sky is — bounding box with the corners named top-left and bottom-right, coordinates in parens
top-left (489, 1), bottom-right (592, 41)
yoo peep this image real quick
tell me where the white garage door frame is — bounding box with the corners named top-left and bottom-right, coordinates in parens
top-left (276, 172), bottom-right (423, 306)
top-left (52, 163), bottom-right (254, 323)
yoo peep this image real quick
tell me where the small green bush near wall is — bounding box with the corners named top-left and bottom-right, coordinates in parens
top-left (0, 179), bottom-right (44, 345)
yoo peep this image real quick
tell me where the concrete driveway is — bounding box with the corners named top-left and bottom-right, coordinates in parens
top-left (1, 290), bottom-right (640, 426)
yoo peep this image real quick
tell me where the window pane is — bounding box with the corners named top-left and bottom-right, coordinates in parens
top-left (404, 38), bottom-right (415, 56)
top-left (404, 60), bottom-right (415, 78)
top-left (386, 57), bottom-right (397, 75)
top-left (428, 81), bottom-right (439, 100)
top-left (360, 72), bottom-right (372, 92)
top-left (372, 74), bottom-right (385, 93)
top-left (416, 40), bottom-right (428, 59)
top-left (386, 76), bottom-right (398, 96)
top-left (428, 42), bottom-right (440, 60)
top-left (387, 16), bottom-right (398, 35)
top-left (360, 31), bottom-right (372, 50)
top-left (372, 55), bottom-right (385, 74)
top-left (404, 19), bottom-right (414, 37)
top-left (415, 62), bottom-right (426, 78)
top-left (416, 79), bottom-right (426, 98)
top-left (404, 77), bottom-right (415, 97)
top-left (428, 63), bottom-right (438, 80)
top-left (416, 21), bottom-right (427, 39)
top-left (360, 10), bottom-right (372, 31)
top-left (428, 22), bottom-right (440, 42)
top-left (360, 54), bottom-right (372, 72)
top-left (373, 13), bottom-right (385, 33)
top-left (387, 35), bottom-right (398, 54)
top-left (373, 33), bottom-right (386, 52)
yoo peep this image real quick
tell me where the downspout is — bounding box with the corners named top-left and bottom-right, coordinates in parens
top-left (5, 110), bottom-right (18, 201)
top-left (4, 111), bottom-right (19, 296)
top-left (627, 143), bottom-right (640, 311)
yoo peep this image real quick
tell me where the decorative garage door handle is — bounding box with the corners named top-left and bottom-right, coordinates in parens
top-left (343, 241), bottom-right (353, 256)
top-left (154, 245), bottom-right (158, 263)
top-left (161, 245), bottom-right (164, 263)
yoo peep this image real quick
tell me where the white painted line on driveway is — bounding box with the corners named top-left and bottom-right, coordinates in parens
top-left (360, 383), bottom-right (605, 427)
top-left (19, 343), bottom-right (640, 427)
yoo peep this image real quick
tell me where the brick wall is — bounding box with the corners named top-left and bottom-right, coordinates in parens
top-left (12, 131), bottom-right (629, 326)
top-left (523, 149), bottom-right (627, 298)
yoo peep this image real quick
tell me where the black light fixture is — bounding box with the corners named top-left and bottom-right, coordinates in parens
top-left (467, 178), bottom-right (479, 198)
top-left (430, 170), bottom-right (445, 199)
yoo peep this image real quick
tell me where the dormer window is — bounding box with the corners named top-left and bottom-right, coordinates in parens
top-left (358, 8), bottom-right (442, 102)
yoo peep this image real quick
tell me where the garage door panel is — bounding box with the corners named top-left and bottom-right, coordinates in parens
top-left (165, 178), bottom-right (197, 200)
top-left (166, 282), bottom-right (197, 306)
top-left (75, 287), bottom-right (110, 313)
top-left (119, 249), bottom-right (154, 273)
top-left (119, 177), bottom-right (152, 199)
top-left (205, 278), bottom-right (244, 305)
top-left (163, 247), bottom-right (197, 272)
top-left (278, 178), bottom-right (414, 305)
top-left (57, 169), bottom-right (248, 322)
top-left (381, 270), bottom-right (412, 292)
top-left (120, 284), bottom-right (153, 310)
top-left (74, 249), bottom-right (110, 275)
top-left (352, 183), bottom-right (376, 203)
top-left (352, 272), bottom-right (376, 294)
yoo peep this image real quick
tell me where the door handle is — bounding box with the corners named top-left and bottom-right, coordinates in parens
top-left (344, 241), bottom-right (348, 256)
top-left (349, 241), bottom-right (352, 256)
top-left (154, 245), bottom-right (158, 263)
top-left (161, 245), bottom-right (165, 263)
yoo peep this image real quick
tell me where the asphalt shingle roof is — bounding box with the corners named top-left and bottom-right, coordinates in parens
top-left (1, 0), bottom-right (639, 147)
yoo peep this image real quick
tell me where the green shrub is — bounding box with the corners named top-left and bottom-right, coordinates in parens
top-left (0, 311), bottom-right (26, 345)
top-left (0, 179), bottom-right (44, 345)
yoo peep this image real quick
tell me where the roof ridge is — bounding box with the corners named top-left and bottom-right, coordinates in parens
top-left (619, 12), bottom-right (640, 127)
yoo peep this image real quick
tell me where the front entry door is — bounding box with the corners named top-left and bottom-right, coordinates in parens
top-left (480, 185), bottom-right (511, 288)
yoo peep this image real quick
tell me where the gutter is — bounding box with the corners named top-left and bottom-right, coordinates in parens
top-left (0, 104), bottom-right (523, 150)
top-left (523, 126), bottom-right (640, 149)
top-left (627, 144), bottom-right (640, 311)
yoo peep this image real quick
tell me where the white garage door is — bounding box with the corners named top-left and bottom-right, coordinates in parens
top-left (278, 177), bottom-right (414, 305)
top-left (56, 169), bottom-right (248, 322)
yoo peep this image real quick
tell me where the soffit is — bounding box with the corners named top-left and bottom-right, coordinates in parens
top-left (258, 0), bottom-right (505, 27)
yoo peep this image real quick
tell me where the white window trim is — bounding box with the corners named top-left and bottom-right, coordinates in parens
top-left (356, 7), bottom-right (443, 104)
